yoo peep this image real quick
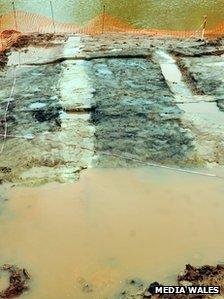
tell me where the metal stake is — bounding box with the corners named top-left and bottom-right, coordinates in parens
top-left (201, 15), bottom-right (207, 39)
top-left (102, 4), bottom-right (106, 34)
top-left (0, 15), bottom-right (3, 50)
top-left (12, 1), bottom-right (18, 31)
top-left (50, 0), bottom-right (56, 34)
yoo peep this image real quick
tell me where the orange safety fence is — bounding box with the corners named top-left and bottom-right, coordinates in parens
top-left (1, 5), bottom-right (224, 52)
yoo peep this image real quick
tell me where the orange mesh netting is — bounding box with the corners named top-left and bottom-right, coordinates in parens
top-left (0, 8), bottom-right (224, 51)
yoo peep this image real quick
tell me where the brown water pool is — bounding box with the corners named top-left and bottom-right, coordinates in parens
top-left (0, 167), bottom-right (224, 298)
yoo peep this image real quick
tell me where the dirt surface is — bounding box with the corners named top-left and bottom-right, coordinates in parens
top-left (178, 264), bottom-right (224, 290)
top-left (11, 33), bottom-right (67, 50)
top-left (117, 264), bottom-right (224, 299)
top-left (0, 30), bottom-right (21, 53)
top-left (0, 34), bottom-right (224, 185)
top-left (90, 57), bottom-right (196, 167)
top-left (1, 32), bottom-right (224, 299)
top-left (145, 264), bottom-right (224, 299)
top-left (0, 264), bottom-right (30, 298)
top-left (171, 38), bottom-right (224, 57)
top-left (0, 51), bottom-right (8, 68)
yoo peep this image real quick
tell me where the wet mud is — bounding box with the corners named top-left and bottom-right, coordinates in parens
top-left (0, 64), bottom-right (63, 183)
top-left (1, 32), bottom-right (224, 299)
top-left (90, 57), bottom-right (196, 167)
top-left (11, 34), bottom-right (67, 50)
top-left (178, 264), bottom-right (224, 291)
top-left (1, 168), bottom-right (224, 298)
top-left (0, 264), bottom-right (30, 298)
top-left (141, 264), bottom-right (224, 299)
top-left (179, 56), bottom-right (224, 104)
top-left (0, 34), bottom-right (224, 184)
top-left (0, 51), bottom-right (9, 69)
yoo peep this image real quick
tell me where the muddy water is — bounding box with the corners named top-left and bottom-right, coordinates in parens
top-left (0, 167), bottom-right (224, 298)
top-left (1, 0), bottom-right (224, 30)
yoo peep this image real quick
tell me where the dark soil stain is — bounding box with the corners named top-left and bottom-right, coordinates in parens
top-left (90, 58), bottom-right (196, 167)
top-left (0, 264), bottom-right (30, 298)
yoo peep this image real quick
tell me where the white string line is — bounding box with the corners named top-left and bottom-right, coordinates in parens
top-left (0, 65), bottom-right (18, 154)
top-left (0, 36), bottom-right (220, 179)
top-left (28, 131), bottom-right (224, 178)
top-left (0, 29), bottom-right (218, 180)
top-left (0, 28), bottom-right (54, 153)
top-left (0, 133), bottom-right (34, 139)
top-left (0, 38), bottom-right (51, 150)
top-left (100, 151), bottom-right (223, 179)
top-left (1, 124), bottom-right (220, 179)
top-left (25, 131), bottom-right (224, 179)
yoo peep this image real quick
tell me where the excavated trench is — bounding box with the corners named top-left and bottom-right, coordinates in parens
top-left (3, 34), bottom-right (224, 184)
top-left (0, 55), bottom-right (197, 185)
top-left (1, 34), bottom-right (224, 299)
